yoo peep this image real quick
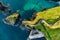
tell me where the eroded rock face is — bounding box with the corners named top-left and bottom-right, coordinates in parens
top-left (0, 2), bottom-right (11, 13)
top-left (3, 12), bottom-right (20, 26)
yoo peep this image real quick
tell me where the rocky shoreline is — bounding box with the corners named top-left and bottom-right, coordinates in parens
top-left (3, 12), bottom-right (21, 26)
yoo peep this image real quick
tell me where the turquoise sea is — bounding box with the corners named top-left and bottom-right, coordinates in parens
top-left (0, 0), bottom-right (59, 40)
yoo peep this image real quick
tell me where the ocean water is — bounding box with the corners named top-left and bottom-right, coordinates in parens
top-left (0, 0), bottom-right (59, 40)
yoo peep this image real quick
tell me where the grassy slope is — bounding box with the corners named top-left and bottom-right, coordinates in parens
top-left (35, 22), bottom-right (60, 40)
top-left (35, 7), bottom-right (60, 40)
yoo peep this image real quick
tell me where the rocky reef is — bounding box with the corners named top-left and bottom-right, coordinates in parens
top-left (3, 12), bottom-right (20, 26)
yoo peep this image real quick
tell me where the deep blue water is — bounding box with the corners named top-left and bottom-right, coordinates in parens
top-left (0, 0), bottom-right (59, 40)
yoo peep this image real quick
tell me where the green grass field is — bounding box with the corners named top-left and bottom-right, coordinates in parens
top-left (35, 19), bottom-right (60, 40)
